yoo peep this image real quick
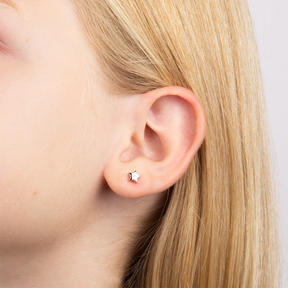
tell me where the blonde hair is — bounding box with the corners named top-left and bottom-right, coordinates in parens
top-left (72, 0), bottom-right (281, 287)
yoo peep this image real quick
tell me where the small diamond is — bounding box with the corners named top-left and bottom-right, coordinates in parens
top-left (128, 171), bottom-right (140, 183)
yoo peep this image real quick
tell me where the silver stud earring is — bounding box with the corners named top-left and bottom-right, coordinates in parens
top-left (128, 171), bottom-right (140, 183)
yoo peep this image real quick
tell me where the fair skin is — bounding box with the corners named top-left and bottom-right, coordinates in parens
top-left (0, 1), bottom-right (206, 287)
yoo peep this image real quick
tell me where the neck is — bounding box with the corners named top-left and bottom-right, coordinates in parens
top-left (0, 226), bottom-right (131, 288)
top-left (0, 195), bottom-right (138, 288)
top-left (0, 188), bottom-right (164, 288)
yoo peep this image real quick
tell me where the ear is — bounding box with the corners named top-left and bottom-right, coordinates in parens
top-left (103, 86), bottom-right (206, 199)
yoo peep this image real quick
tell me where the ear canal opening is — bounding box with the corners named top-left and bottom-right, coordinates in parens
top-left (119, 124), bottom-right (164, 163)
top-left (144, 124), bottom-right (164, 162)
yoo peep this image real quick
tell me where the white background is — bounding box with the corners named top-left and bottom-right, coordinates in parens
top-left (247, 0), bottom-right (288, 286)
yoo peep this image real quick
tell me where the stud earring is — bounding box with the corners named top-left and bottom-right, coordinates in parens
top-left (128, 171), bottom-right (140, 183)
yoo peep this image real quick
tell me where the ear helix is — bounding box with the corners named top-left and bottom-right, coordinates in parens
top-left (128, 171), bottom-right (141, 183)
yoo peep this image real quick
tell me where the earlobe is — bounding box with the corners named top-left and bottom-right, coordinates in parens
top-left (103, 86), bottom-right (206, 199)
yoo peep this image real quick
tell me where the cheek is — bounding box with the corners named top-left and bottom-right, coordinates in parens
top-left (0, 0), bottom-right (111, 250)
top-left (0, 57), bottom-right (102, 250)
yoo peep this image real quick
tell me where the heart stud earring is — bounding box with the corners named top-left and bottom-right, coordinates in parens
top-left (128, 171), bottom-right (140, 183)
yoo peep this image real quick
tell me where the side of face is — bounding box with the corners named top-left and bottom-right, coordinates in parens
top-left (0, 0), bottom-right (207, 254)
top-left (0, 0), bottom-right (114, 250)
